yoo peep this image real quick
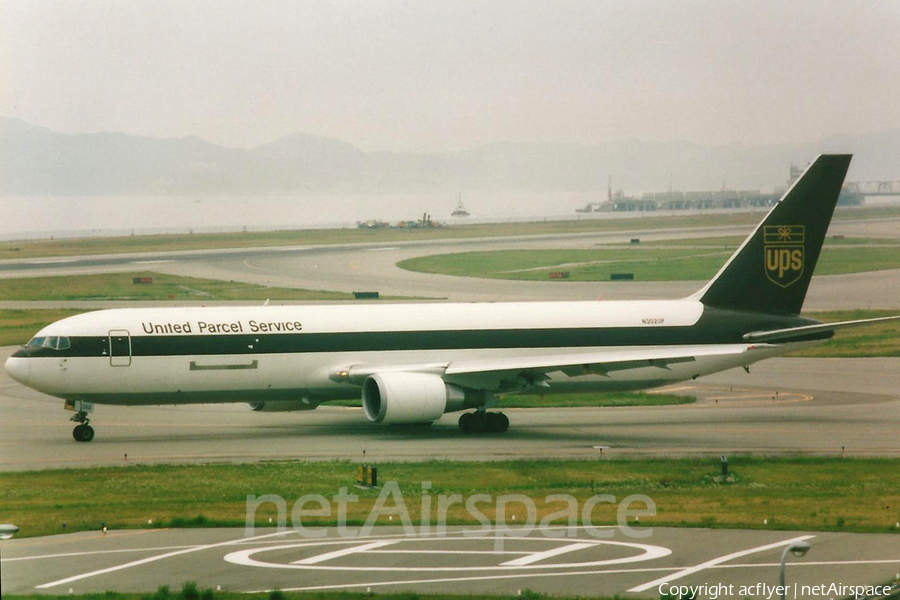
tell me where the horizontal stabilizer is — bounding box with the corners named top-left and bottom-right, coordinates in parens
top-left (743, 315), bottom-right (900, 343)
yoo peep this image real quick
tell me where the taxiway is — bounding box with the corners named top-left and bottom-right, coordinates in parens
top-left (3, 346), bottom-right (899, 471)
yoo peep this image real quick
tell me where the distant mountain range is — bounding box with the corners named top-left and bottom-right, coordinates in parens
top-left (1, 117), bottom-right (897, 196)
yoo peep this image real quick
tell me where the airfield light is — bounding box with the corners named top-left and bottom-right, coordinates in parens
top-left (779, 541), bottom-right (812, 600)
top-left (0, 523), bottom-right (20, 540)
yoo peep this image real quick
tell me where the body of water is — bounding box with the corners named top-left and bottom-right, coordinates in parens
top-left (2, 193), bottom-right (896, 242)
top-left (0, 192), bottom-right (600, 241)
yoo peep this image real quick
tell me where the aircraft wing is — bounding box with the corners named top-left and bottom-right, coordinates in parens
top-left (743, 315), bottom-right (900, 343)
top-left (345, 344), bottom-right (753, 391)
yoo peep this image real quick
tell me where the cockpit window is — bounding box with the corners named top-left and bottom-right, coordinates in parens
top-left (26, 336), bottom-right (70, 350)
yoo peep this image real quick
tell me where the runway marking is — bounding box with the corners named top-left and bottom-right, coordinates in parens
top-left (27, 259), bottom-right (76, 264)
top-left (130, 260), bottom-right (175, 265)
top-left (263, 565), bottom-right (680, 593)
top-left (262, 557), bottom-right (900, 594)
top-left (366, 247), bottom-right (399, 251)
top-left (293, 540), bottom-right (398, 564)
top-left (501, 542), bottom-right (595, 566)
top-left (705, 392), bottom-right (812, 403)
top-left (707, 393), bottom-right (782, 401)
top-left (223, 532), bottom-right (672, 572)
top-left (35, 530), bottom-right (293, 589)
top-left (649, 385), bottom-right (813, 406)
top-left (368, 550), bottom-right (530, 555)
top-left (714, 559), bottom-right (900, 568)
top-left (1, 545), bottom-right (195, 562)
top-left (627, 534), bottom-right (815, 592)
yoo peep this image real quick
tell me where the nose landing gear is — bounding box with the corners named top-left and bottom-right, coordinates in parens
top-left (458, 411), bottom-right (509, 433)
top-left (73, 421), bottom-right (95, 442)
top-left (67, 400), bottom-right (95, 442)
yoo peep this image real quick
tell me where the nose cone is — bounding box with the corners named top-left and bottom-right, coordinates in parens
top-left (4, 356), bottom-right (30, 385)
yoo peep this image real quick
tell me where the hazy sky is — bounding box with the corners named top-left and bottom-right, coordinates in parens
top-left (2, 0), bottom-right (899, 152)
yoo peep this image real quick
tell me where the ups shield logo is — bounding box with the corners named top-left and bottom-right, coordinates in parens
top-left (764, 225), bottom-right (804, 288)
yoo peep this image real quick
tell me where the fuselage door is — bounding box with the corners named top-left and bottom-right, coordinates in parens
top-left (108, 330), bottom-right (132, 367)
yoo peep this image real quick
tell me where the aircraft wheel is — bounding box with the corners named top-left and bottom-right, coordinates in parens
top-left (469, 412), bottom-right (487, 433)
top-left (460, 412), bottom-right (508, 433)
top-left (492, 412), bottom-right (509, 433)
top-left (485, 412), bottom-right (501, 432)
top-left (458, 412), bottom-right (474, 433)
top-left (73, 424), bottom-right (95, 442)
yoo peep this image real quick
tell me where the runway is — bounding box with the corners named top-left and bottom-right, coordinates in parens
top-left (3, 526), bottom-right (898, 596)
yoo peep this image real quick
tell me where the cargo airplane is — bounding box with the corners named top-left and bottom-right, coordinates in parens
top-left (6, 154), bottom-right (898, 441)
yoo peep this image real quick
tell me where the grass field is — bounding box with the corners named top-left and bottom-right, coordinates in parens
top-left (791, 310), bottom-right (900, 357)
top-left (497, 391), bottom-right (695, 408)
top-left (0, 272), bottom-right (359, 302)
top-left (3, 205), bottom-right (899, 261)
top-left (1, 457), bottom-right (898, 538)
top-left (397, 243), bottom-right (900, 282)
top-left (653, 235), bottom-right (900, 248)
top-left (0, 308), bottom-right (87, 346)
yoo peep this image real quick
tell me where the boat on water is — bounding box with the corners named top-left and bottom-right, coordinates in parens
top-left (451, 194), bottom-right (470, 217)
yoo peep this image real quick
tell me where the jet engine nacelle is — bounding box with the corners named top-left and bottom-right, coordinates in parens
top-left (246, 399), bottom-right (319, 412)
top-left (362, 372), bottom-right (484, 424)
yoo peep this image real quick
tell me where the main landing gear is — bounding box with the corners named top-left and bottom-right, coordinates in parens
top-left (458, 411), bottom-right (509, 434)
top-left (71, 410), bottom-right (94, 442)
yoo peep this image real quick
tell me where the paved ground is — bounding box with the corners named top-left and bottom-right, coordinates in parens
top-left (3, 216), bottom-right (900, 596)
top-left (2, 216), bottom-right (899, 307)
top-left (174, 217), bottom-right (900, 307)
top-left (2, 526), bottom-right (898, 597)
top-left (3, 345), bottom-right (899, 471)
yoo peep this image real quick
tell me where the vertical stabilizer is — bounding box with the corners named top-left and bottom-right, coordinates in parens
top-left (695, 154), bottom-right (852, 315)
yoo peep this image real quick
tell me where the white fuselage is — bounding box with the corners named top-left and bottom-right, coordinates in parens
top-left (4, 299), bottom-right (811, 407)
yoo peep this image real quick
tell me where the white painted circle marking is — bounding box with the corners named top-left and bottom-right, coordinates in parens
top-left (223, 534), bottom-right (671, 572)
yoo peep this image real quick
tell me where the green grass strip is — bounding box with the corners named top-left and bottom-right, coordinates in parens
top-left (653, 235), bottom-right (900, 247)
top-left (1, 457), bottom-right (898, 538)
top-left (790, 310), bottom-right (900, 358)
top-left (0, 271), bottom-right (359, 302)
top-left (398, 245), bottom-right (900, 282)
